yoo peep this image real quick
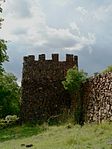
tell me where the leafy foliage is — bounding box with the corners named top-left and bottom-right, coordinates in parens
top-left (102, 65), bottom-right (112, 73)
top-left (0, 115), bottom-right (19, 129)
top-left (0, 1), bottom-right (9, 72)
top-left (0, 0), bottom-right (20, 119)
top-left (0, 0), bottom-right (5, 22)
top-left (0, 72), bottom-right (20, 118)
top-left (0, 40), bottom-right (9, 72)
top-left (62, 66), bottom-right (87, 125)
top-left (62, 66), bottom-right (87, 93)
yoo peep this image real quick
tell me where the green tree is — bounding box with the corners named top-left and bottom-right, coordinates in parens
top-left (0, 0), bottom-right (9, 73)
top-left (0, 40), bottom-right (9, 73)
top-left (0, 0), bottom-right (5, 29)
top-left (62, 67), bottom-right (87, 93)
top-left (0, 0), bottom-right (4, 29)
top-left (0, 0), bottom-right (20, 118)
top-left (0, 72), bottom-right (20, 118)
top-left (62, 66), bottom-right (87, 125)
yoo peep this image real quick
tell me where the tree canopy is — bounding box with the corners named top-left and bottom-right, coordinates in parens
top-left (0, 1), bottom-right (20, 118)
top-left (0, 72), bottom-right (20, 118)
top-left (0, 0), bottom-right (9, 73)
top-left (0, 40), bottom-right (9, 73)
top-left (62, 66), bottom-right (87, 93)
top-left (0, 0), bottom-right (5, 29)
top-left (62, 66), bottom-right (87, 125)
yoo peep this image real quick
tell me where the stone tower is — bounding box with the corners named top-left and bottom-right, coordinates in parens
top-left (21, 54), bottom-right (78, 123)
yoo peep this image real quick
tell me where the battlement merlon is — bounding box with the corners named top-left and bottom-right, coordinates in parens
top-left (66, 54), bottom-right (73, 63)
top-left (39, 54), bottom-right (45, 61)
top-left (23, 55), bottom-right (35, 63)
top-left (52, 54), bottom-right (59, 62)
top-left (66, 54), bottom-right (78, 66)
top-left (23, 54), bottom-right (78, 66)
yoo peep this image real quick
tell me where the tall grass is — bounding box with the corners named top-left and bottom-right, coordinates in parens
top-left (0, 122), bottom-right (112, 149)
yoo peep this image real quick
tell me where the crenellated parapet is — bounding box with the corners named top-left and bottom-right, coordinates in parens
top-left (23, 54), bottom-right (78, 65)
top-left (22, 54), bottom-right (78, 81)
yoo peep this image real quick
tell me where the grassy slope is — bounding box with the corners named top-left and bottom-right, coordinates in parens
top-left (0, 123), bottom-right (112, 149)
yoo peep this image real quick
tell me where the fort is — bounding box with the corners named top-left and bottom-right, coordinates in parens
top-left (21, 54), bottom-right (78, 123)
top-left (21, 54), bottom-right (112, 123)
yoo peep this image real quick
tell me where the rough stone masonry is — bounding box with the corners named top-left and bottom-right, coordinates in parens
top-left (21, 54), bottom-right (78, 123)
top-left (21, 53), bottom-right (112, 124)
top-left (83, 72), bottom-right (112, 123)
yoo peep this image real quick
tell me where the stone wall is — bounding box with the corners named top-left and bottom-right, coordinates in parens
top-left (21, 54), bottom-right (78, 123)
top-left (21, 53), bottom-right (112, 124)
top-left (83, 72), bottom-right (112, 123)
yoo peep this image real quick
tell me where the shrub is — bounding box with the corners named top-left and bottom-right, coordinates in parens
top-left (102, 65), bottom-right (112, 73)
top-left (62, 66), bottom-right (87, 125)
top-left (62, 66), bottom-right (87, 93)
top-left (0, 72), bottom-right (20, 118)
top-left (0, 115), bottom-right (19, 129)
top-left (5, 115), bottom-right (19, 123)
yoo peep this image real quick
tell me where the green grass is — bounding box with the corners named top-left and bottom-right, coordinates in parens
top-left (0, 122), bottom-right (112, 149)
top-left (0, 124), bottom-right (46, 142)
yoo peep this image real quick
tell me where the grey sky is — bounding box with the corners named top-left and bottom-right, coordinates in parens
top-left (0, 0), bottom-right (112, 85)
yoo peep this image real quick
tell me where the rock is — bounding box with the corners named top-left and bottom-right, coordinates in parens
top-left (25, 144), bottom-right (33, 148)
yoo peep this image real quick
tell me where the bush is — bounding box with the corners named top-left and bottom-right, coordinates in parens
top-left (62, 66), bottom-right (87, 125)
top-left (0, 72), bottom-right (20, 118)
top-left (0, 115), bottom-right (19, 129)
top-left (102, 65), bottom-right (112, 73)
top-left (5, 115), bottom-right (19, 123)
top-left (62, 66), bottom-right (87, 93)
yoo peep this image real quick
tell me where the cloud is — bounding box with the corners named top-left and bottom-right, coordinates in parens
top-left (1, 0), bottom-right (95, 52)
top-left (3, 0), bottom-right (31, 18)
top-left (1, 0), bottom-right (112, 83)
top-left (93, 4), bottom-right (112, 22)
top-left (50, 0), bottom-right (70, 6)
top-left (69, 22), bottom-right (81, 35)
top-left (21, 24), bottom-right (95, 51)
top-left (76, 6), bottom-right (88, 16)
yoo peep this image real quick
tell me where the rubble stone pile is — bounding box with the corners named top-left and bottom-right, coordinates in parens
top-left (83, 72), bottom-right (112, 123)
